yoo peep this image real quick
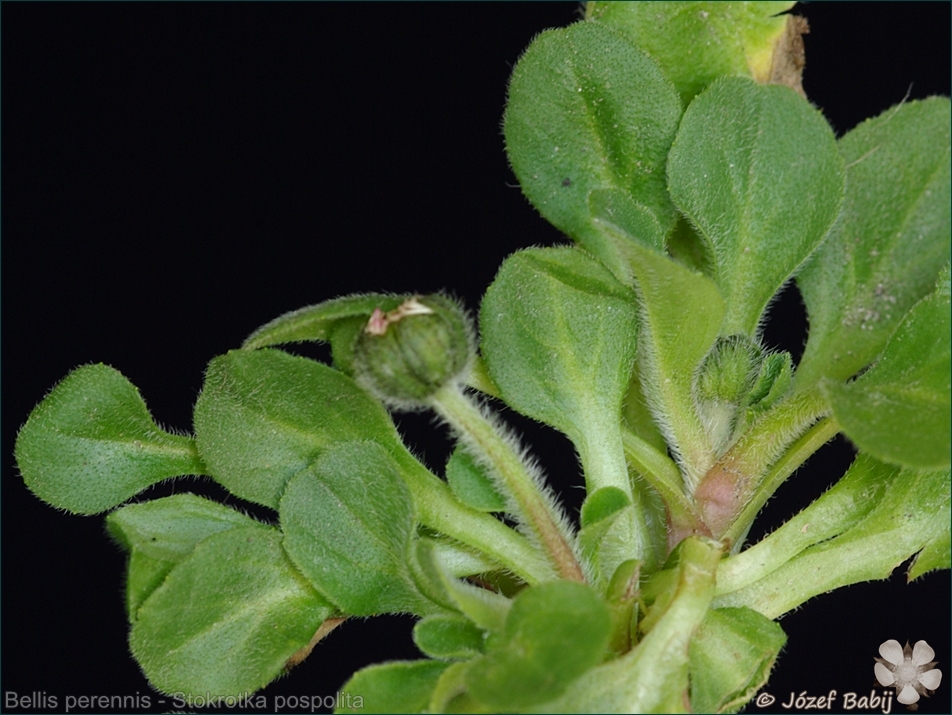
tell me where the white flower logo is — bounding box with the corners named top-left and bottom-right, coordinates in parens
top-left (875, 639), bottom-right (942, 709)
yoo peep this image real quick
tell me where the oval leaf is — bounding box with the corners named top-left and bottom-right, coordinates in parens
top-left (465, 580), bottom-right (612, 709)
top-left (15, 363), bottom-right (205, 514)
top-left (824, 279), bottom-right (951, 469)
top-left (667, 76), bottom-right (845, 335)
top-left (130, 525), bottom-right (334, 698)
top-left (413, 614), bottom-right (485, 660)
top-left (480, 246), bottom-right (637, 484)
top-left (504, 21), bottom-right (682, 272)
top-left (445, 447), bottom-right (507, 512)
top-left (796, 97), bottom-right (951, 388)
top-left (280, 441), bottom-right (430, 616)
top-left (193, 349), bottom-right (404, 508)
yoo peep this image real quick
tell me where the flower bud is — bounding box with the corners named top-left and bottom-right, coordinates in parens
top-left (695, 335), bottom-right (762, 406)
top-left (694, 335), bottom-right (763, 454)
top-left (352, 294), bottom-right (473, 407)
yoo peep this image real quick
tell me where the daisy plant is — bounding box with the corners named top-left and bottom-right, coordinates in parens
top-left (14, 3), bottom-right (950, 713)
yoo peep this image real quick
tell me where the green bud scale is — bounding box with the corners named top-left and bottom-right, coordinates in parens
top-left (353, 294), bottom-right (473, 406)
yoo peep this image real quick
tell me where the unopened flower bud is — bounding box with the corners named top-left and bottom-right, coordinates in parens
top-left (694, 335), bottom-right (764, 454)
top-left (353, 294), bottom-right (473, 406)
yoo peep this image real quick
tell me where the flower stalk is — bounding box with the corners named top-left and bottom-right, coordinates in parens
top-left (429, 384), bottom-right (586, 583)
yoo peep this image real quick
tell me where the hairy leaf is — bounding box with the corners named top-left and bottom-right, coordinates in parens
top-left (280, 441), bottom-right (431, 616)
top-left (465, 581), bottom-right (612, 709)
top-left (130, 525), bottom-right (333, 698)
top-left (15, 363), bottom-right (204, 514)
top-left (504, 21), bottom-right (682, 275)
top-left (480, 247), bottom-right (637, 488)
top-left (796, 97), bottom-right (951, 388)
top-left (193, 349), bottom-right (403, 508)
top-left (667, 77), bottom-right (845, 335)
top-left (825, 277), bottom-right (951, 469)
top-left (480, 246), bottom-right (655, 572)
top-left (587, 1), bottom-right (797, 103)
top-left (108, 494), bottom-right (260, 616)
top-left (336, 660), bottom-right (450, 715)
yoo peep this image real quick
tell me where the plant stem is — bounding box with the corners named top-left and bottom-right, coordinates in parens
top-left (721, 416), bottom-right (841, 546)
top-left (429, 384), bottom-right (586, 582)
top-left (694, 387), bottom-right (831, 538)
top-left (392, 451), bottom-right (556, 584)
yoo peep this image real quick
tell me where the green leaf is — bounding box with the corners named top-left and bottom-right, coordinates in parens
top-left (689, 607), bottom-right (786, 714)
top-left (335, 660), bottom-right (450, 715)
top-left (107, 493), bottom-right (258, 561)
top-left (280, 440), bottom-right (431, 616)
top-left (667, 77), bottom-right (845, 335)
top-left (824, 280), bottom-right (951, 469)
top-left (413, 614), bottom-right (486, 660)
top-left (600, 227), bottom-right (726, 489)
top-left (907, 520), bottom-right (951, 581)
top-left (480, 246), bottom-right (656, 572)
top-left (480, 247), bottom-right (637, 476)
top-left (587, 2), bottom-right (796, 104)
top-left (15, 364), bottom-right (205, 514)
top-left (107, 494), bottom-right (261, 617)
top-left (796, 97), bottom-right (951, 388)
top-left (580, 486), bottom-right (631, 528)
top-left (715, 454), bottom-right (951, 618)
top-left (130, 525), bottom-right (334, 698)
top-left (578, 488), bottom-right (637, 583)
top-left (503, 20), bottom-right (682, 272)
top-left (409, 539), bottom-right (512, 633)
top-left (123, 551), bottom-right (173, 622)
top-left (445, 447), bottom-right (506, 512)
top-left (532, 537), bottom-right (722, 713)
top-left (193, 349), bottom-right (404, 508)
top-left (242, 293), bottom-right (405, 350)
top-left (465, 581), bottom-right (612, 709)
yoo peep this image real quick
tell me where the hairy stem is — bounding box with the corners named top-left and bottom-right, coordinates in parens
top-left (694, 387), bottom-right (831, 538)
top-left (429, 384), bottom-right (586, 583)
top-left (393, 451), bottom-right (557, 584)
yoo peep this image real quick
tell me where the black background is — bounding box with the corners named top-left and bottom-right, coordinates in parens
top-left (2, 3), bottom-right (949, 714)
